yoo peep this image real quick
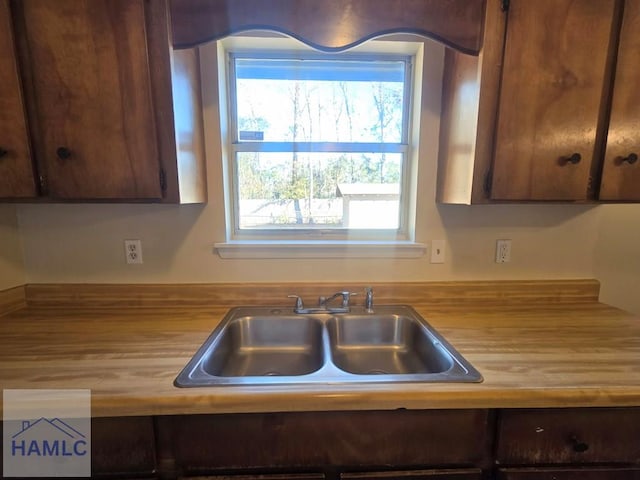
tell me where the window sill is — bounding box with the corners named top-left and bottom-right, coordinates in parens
top-left (214, 240), bottom-right (426, 259)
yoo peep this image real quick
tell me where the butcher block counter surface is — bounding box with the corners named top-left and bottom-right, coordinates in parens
top-left (0, 280), bottom-right (639, 417)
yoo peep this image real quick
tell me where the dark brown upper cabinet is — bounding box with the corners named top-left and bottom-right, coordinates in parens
top-left (438, 0), bottom-right (640, 203)
top-left (490, 0), bottom-right (616, 201)
top-left (0, 0), bottom-right (36, 198)
top-left (600, 0), bottom-right (640, 201)
top-left (7, 0), bottom-right (206, 203)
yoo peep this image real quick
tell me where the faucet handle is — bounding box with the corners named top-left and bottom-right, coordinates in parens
top-left (342, 291), bottom-right (358, 307)
top-left (332, 291), bottom-right (357, 307)
top-left (287, 294), bottom-right (304, 311)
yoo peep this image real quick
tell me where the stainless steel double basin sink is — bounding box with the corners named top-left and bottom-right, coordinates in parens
top-left (175, 305), bottom-right (482, 387)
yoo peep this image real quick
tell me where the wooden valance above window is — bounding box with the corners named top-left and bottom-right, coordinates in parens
top-left (169, 0), bottom-right (486, 54)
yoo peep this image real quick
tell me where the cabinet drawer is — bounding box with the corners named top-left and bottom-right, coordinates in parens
top-left (162, 410), bottom-right (489, 473)
top-left (498, 467), bottom-right (640, 480)
top-left (496, 408), bottom-right (640, 465)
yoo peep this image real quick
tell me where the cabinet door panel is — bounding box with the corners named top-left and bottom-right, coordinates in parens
top-left (496, 408), bottom-right (640, 465)
top-left (164, 410), bottom-right (489, 473)
top-left (491, 0), bottom-right (615, 200)
top-left (91, 416), bottom-right (156, 476)
top-left (18, 0), bottom-right (162, 200)
top-left (600, 0), bottom-right (640, 200)
top-left (0, 0), bottom-right (36, 197)
top-left (498, 467), bottom-right (640, 480)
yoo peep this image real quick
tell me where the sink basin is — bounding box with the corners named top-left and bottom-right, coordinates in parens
top-left (327, 315), bottom-right (453, 375)
top-left (202, 316), bottom-right (324, 377)
top-left (175, 305), bottom-right (482, 387)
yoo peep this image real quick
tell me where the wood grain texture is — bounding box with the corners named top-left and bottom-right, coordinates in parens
top-left (1, 282), bottom-right (639, 417)
top-left (0, 285), bottom-right (26, 315)
top-left (437, 0), bottom-right (506, 204)
top-left (0, 0), bottom-right (36, 198)
top-left (15, 0), bottom-right (162, 200)
top-left (169, 0), bottom-right (485, 54)
top-left (600, 0), bottom-right (640, 201)
top-left (497, 408), bottom-right (640, 465)
top-left (145, 0), bottom-right (207, 204)
top-left (491, 0), bottom-right (616, 201)
top-left (166, 410), bottom-right (488, 470)
top-left (22, 280), bottom-right (600, 308)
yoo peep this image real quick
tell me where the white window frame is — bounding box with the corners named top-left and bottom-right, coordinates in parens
top-left (206, 35), bottom-right (428, 258)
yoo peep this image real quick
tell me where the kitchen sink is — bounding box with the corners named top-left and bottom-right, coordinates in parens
top-left (326, 315), bottom-right (454, 375)
top-left (175, 305), bottom-right (482, 387)
top-left (202, 316), bottom-right (324, 377)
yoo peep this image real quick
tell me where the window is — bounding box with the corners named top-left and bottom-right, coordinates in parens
top-left (210, 36), bottom-right (427, 256)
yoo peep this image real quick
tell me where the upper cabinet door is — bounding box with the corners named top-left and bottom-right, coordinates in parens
top-left (490, 0), bottom-right (616, 201)
top-left (17, 0), bottom-right (162, 200)
top-left (0, 0), bottom-right (36, 198)
top-left (600, 0), bottom-right (640, 201)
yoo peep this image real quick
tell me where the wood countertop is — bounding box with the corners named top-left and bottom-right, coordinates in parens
top-left (1, 280), bottom-right (639, 417)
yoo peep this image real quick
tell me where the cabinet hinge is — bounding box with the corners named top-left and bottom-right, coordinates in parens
top-left (587, 175), bottom-right (594, 197)
top-left (159, 168), bottom-right (167, 191)
top-left (483, 169), bottom-right (493, 197)
top-left (501, 0), bottom-right (510, 12)
top-left (38, 175), bottom-right (48, 195)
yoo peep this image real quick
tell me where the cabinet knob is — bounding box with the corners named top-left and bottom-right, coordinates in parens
top-left (0, 148), bottom-right (7, 159)
top-left (621, 153), bottom-right (638, 165)
top-left (565, 153), bottom-right (582, 165)
top-left (569, 436), bottom-right (589, 453)
top-left (56, 147), bottom-right (72, 160)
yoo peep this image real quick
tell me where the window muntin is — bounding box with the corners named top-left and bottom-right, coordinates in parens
top-left (227, 48), bottom-right (414, 238)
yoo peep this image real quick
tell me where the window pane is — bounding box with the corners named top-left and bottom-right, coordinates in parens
top-left (236, 152), bottom-right (402, 229)
top-left (234, 57), bottom-right (406, 143)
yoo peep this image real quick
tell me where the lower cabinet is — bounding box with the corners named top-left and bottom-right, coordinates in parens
top-left (91, 416), bottom-right (157, 478)
top-left (158, 410), bottom-right (490, 476)
top-left (496, 408), bottom-right (640, 465)
top-left (175, 470), bottom-right (482, 480)
top-left (495, 408), bottom-right (640, 480)
top-left (497, 467), bottom-right (640, 479)
top-left (7, 408), bottom-right (639, 479)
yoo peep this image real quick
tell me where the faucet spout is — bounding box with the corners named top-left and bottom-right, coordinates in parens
top-left (288, 291), bottom-right (357, 314)
top-left (318, 291), bottom-right (355, 309)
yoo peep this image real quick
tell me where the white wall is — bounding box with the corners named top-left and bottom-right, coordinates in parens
top-left (0, 205), bottom-right (26, 290)
top-left (595, 205), bottom-right (640, 315)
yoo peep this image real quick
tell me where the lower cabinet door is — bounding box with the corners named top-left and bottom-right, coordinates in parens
top-left (497, 467), bottom-right (640, 479)
top-left (91, 416), bottom-right (156, 477)
top-left (341, 469), bottom-right (483, 479)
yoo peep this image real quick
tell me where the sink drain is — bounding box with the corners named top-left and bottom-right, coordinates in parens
top-left (365, 369), bottom-right (389, 375)
top-left (263, 371), bottom-right (281, 376)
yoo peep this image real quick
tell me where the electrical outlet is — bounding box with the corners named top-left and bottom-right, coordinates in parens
top-left (495, 239), bottom-right (511, 263)
top-left (124, 239), bottom-right (143, 264)
top-left (430, 240), bottom-right (445, 264)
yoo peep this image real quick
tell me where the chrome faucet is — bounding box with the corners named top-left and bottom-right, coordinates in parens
top-left (318, 291), bottom-right (355, 309)
top-left (288, 291), bottom-right (356, 314)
